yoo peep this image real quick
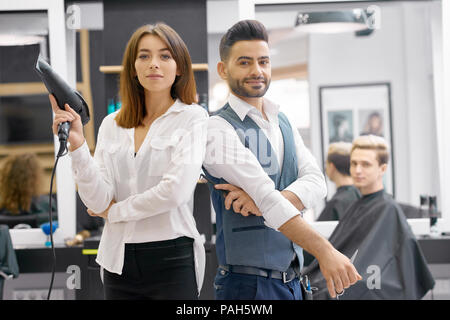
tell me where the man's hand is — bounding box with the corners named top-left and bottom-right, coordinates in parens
top-left (278, 215), bottom-right (362, 299)
top-left (215, 184), bottom-right (362, 298)
top-left (316, 247), bottom-right (362, 298)
top-left (215, 184), bottom-right (262, 217)
top-left (87, 200), bottom-right (116, 220)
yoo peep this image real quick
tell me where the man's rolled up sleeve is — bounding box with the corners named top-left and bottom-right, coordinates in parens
top-left (204, 117), bottom-right (300, 231)
top-left (283, 126), bottom-right (327, 209)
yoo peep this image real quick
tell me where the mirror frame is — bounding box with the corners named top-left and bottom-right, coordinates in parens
top-left (1, 0), bottom-right (76, 247)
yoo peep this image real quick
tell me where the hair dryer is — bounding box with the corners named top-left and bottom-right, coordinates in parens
top-left (34, 55), bottom-right (90, 156)
top-left (34, 55), bottom-right (91, 299)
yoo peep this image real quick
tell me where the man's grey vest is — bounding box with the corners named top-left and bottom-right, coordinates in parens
top-left (203, 103), bottom-right (303, 272)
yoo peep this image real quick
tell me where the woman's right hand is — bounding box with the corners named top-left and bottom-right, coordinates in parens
top-left (49, 94), bottom-right (85, 151)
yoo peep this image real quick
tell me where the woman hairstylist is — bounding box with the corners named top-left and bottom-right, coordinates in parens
top-left (49, 23), bottom-right (207, 299)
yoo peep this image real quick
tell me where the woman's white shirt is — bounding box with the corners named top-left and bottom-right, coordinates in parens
top-left (69, 99), bottom-right (208, 293)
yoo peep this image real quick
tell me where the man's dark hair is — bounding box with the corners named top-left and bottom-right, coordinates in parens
top-left (328, 153), bottom-right (351, 176)
top-left (327, 142), bottom-right (352, 176)
top-left (219, 20), bottom-right (268, 62)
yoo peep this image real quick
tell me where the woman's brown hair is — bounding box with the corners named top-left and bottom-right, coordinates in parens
top-left (0, 153), bottom-right (43, 214)
top-left (115, 23), bottom-right (197, 128)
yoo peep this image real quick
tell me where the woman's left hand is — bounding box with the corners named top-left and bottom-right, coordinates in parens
top-left (87, 200), bottom-right (116, 219)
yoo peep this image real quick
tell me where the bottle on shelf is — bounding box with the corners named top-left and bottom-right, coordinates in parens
top-left (107, 98), bottom-right (115, 114)
top-left (428, 196), bottom-right (439, 237)
top-left (419, 195), bottom-right (428, 218)
top-left (115, 100), bottom-right (122, 111)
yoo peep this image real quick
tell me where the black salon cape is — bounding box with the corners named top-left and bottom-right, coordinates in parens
top-left (317, 185), bottom-right (361, 221)
top-left (302, 190), bottom-right (435, 300)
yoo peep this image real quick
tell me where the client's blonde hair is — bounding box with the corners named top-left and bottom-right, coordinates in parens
top-left (328, 142), bottom-right (352, 157)
top-left (351, 135), bottom-right (389, 165)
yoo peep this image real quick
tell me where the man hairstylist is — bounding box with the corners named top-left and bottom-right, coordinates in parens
top-left (203, 20), bottom-right (361, 300)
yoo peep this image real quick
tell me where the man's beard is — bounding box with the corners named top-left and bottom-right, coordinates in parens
top-left (228, 75), bottom-right (270, 98)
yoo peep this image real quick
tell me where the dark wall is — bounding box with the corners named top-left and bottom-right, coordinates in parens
top-left (95, 0), bottom-right (208, 141)
top-left (0, 43), bottom-right (54, 145)
top-left (0, 44), bottom-right (42, 83)
top-left (103, 0), bottom-right (207, 65)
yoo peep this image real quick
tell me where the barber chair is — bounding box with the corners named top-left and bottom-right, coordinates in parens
top-left (0, 225), bottom-right (19, 299)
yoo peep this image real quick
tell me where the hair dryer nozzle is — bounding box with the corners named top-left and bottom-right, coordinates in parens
top-left (35, 55), bottom-right (90, 125)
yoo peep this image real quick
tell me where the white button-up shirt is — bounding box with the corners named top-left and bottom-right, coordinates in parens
top-left (203, 94), bottom-right (327, 230)
top-left (69, 99), bottom-right (208, 293)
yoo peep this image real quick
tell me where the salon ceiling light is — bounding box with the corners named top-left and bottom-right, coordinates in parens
top-left (0, 34), bottom-right (45, 46)
top-left (295, 9), bottom-right (373, 34)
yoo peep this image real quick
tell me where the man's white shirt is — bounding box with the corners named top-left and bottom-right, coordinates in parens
top-left (203, 94), bottom-right (327, 230)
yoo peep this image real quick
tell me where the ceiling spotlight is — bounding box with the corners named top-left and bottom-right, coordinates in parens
top-left (295, 10), bottom-right (375, 34)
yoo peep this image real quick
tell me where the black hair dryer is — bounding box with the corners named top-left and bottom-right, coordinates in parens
top-left (35, 55), bottom-right (90, 156)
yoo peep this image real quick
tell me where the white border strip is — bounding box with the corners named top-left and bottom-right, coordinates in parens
top-left (438, 0), bottom-right (450, 233)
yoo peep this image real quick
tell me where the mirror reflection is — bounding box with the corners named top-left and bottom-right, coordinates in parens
top-left (0, 11), bottom-right (57, 230)
top-left (249, 1), bottom-right (441, 222)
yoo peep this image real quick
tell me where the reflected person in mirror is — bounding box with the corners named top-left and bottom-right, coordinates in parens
top-left (0, 153), bottom-right (55, 228)
top-left (317, 142), bottom-right (360, 221)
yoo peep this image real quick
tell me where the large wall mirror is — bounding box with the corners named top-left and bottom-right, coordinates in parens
top-left (0, 0), bottom-right (76, 247)
top-left (0, 10), bottom-right (55, 230)
top-left (207, 0), bottom-right (449, 237)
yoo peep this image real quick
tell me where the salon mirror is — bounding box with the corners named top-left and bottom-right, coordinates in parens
top-left (0, 2), bottom-right (77, 247)
top-left (207, 0), bottom-right (445, 236)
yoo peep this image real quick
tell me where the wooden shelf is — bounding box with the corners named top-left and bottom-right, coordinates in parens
top-left (99, 63), bottom-right (208, 74)
top-left (0, 82), bottom-right (48, 97)
top-left (0, 144), bottom-right (54, 157)
top-left (193, 63), bottom-right (209, 71)
top-left (99, 65), bottom-right (122, 74)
